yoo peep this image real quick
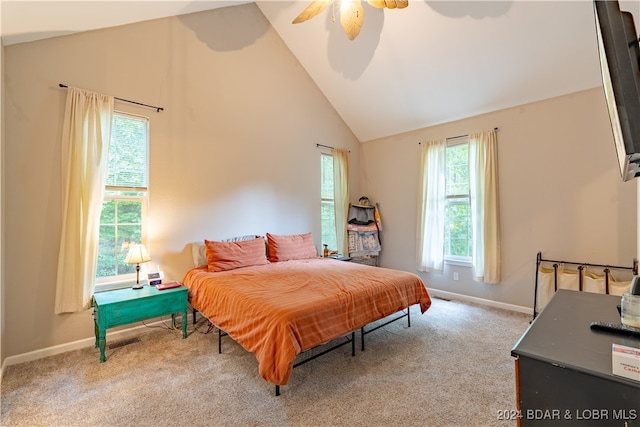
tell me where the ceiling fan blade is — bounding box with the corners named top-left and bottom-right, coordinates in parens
top-left (366, 0), bottom-right (408, 9)
top-left (367, 0), bottom-right (386, 8)
top-left (341, 0), bottom-right (364, 40)
top-left (292, 0), bottom-right (332, 24)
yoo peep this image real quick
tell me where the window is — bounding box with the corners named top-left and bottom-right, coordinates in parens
top-left (96, 112), bottom-right (149, 287)
top-left (444, 138), bottom-right (471, 261)
top-left (417, 129), bottom-right (500, 283)
top-left (321, 152), bottom-right (337, 252)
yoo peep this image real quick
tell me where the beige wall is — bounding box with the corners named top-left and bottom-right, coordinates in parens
top-left (2, 4), bottom-right (361, 358)
top-left (1, 33), bottom-right (5, 373)
top-left (3, 2), bottom-right (637, 361)
top-left (360, 88), bottom-right (637, 308)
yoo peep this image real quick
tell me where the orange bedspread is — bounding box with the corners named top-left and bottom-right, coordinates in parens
top-left (182, 258), bottom-right (431, 385)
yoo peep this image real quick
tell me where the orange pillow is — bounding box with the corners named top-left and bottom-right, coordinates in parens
top-left (266, 232), bottom-right (318, 262)
top-left (204, 237), bottom-right (268, 272)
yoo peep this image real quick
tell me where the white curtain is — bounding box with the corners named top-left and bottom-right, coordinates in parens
top-left (469, 129), bottom-right (501, 283)
top-left (416, 139), bottom-right (446, 273)
top-left (332, 149), bottom-right (350, 256)
top-left (55, 87), bottom-right (114, 314)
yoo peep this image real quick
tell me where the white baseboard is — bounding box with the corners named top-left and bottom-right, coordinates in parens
top-left (427, 288), bottom-right (533, 315)
top-left (2, 314), bottom-right (202, 369)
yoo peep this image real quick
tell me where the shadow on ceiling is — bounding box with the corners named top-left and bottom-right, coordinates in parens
top-left (426, 1), bottom-right (513, 19)
top-left (177, 3), bottom-right (269, 52)
top-left (327, 2), bottom-right (385, 81)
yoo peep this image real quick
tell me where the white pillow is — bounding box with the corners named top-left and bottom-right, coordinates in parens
top-left (191, 235), bottom-right (259, 268)
top-left (191, 242), bottom-right (207, 268)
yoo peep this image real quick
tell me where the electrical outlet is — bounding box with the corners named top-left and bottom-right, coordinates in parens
top-left (453, 272), bottom-right (459, 281)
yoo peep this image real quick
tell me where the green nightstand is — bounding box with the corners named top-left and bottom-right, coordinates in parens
top-left (93, 285), bottom-right (188, 362)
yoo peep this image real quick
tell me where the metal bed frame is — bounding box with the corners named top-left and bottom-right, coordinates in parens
top-left (533, 251), bottom-right (638, 320)
top-left (191, 306), bottom-right (412, 396)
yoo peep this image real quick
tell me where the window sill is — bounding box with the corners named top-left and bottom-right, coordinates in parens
top-left (94, 279), bottom-right (144, 293)
top-left (444, 258), bottom-right (472, 268)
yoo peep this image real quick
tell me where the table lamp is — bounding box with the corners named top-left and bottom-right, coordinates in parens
top-left (125, 244), bottom-right (151, 289)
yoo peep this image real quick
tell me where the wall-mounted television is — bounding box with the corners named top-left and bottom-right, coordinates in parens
top-left (594, 0), bottom-right (640, 182)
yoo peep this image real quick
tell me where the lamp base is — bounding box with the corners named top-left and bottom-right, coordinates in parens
top-left (132, 265), bottom-right (143, 289)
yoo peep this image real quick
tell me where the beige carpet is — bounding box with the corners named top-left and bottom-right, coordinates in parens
top-left (1, 297), bottom-right (530, 427)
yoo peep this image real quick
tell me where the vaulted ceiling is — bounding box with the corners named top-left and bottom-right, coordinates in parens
top-left (3, 1), bottom-right (639, 142)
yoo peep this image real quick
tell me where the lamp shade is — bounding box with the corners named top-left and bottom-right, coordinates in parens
top-left (125, 244), bottom-right (151, 265)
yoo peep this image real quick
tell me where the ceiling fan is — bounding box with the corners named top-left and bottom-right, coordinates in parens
top-left (292, 0), bottom-right (409, 40)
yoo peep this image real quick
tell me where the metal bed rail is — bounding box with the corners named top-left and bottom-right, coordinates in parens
top-left (193, 305), bottom-right (414, 396)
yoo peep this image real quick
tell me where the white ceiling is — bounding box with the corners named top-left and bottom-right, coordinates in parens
top-left (2, 0), bottom-right (640, 142)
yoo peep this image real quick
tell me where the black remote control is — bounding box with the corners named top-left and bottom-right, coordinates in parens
top-left (590, 321), bottom-right (640, 338)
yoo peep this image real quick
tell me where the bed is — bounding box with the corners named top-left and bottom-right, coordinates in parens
top-left (182, 233), bottom-right (431, 393)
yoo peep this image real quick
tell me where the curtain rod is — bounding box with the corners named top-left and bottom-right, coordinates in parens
top-left (418, 127), bottom-right (499, 144)
top-left (58, 84), bottom-right (164, 112)
top-left (316, 143), bottom-right (350, 152)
